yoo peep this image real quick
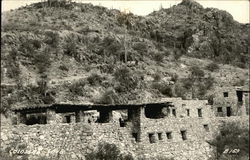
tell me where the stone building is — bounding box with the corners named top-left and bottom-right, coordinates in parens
top-left (213, 86), bottom-right (249, 117)
top-left (3, 96), bottom-right (249, 159)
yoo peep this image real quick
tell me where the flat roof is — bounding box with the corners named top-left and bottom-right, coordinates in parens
top-left (12, 102), bottom-right (173, 112)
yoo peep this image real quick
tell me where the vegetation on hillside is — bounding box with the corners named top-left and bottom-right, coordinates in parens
top-left (208, 122), bottom-right (249, 160)
top-left (1, 0), bottom-right (249, 114)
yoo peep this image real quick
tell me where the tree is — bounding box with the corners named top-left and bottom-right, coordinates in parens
top-left (208, 122), bottom-right (249, 160)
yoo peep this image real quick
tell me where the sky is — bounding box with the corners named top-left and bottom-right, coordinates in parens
top-left (1, 0), bottom-right (249, 23)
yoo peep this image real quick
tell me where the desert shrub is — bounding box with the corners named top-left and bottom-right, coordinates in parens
top-left (208, 122), bottom-right (249, 160)
top-left (97, 89), bottom-right (120, 104)
top-left (153, 73), bottom-right (161, 82)
top-left (69, 79), bottom-right (87, 96)
top-left (173, 49), bottom-right (183, 61)
top-left (173, 82), bottom-right (188, 99)
top-left (19, 40), bottom-right (35, 57)
top-left (132, 42), bottom-right (148, 55)
top-left (85, 142), bottom-right (134, 160)
top-left (58, 64), bottom-right (69, 71)
top-left (44, 31), bottom-right (60, 48)
top-left (153, 52), bottom-right (164, 62)
top-left (170, 73), bottom-right (179, 82)
top-left (206, 62), bottom-right (220, 72)
top-left (87, 73), bottom-right (103, 86)
top-left (6, 64), bottom-right (21, 79)
top-left (42, 93), bottom-right (55, 104)
top-left (64, 39), bottom-right (77, 57)
top-left (114, 66), bottom-right (138, 92)
top-left (189, 66), bottom-right (205, 78)
top-left (152, 82), bottom-right (174, 97)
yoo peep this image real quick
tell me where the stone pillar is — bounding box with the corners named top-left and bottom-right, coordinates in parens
top-left (99, 109), bottom-right (113, 123)
top-left (82, 112), bottom-right (89, 123)
top-left (46, 108), bottom-right (56, 124)
top-left (70, 114), bottom-right (76, 123)
top-left (75, 110), bottom-right (84, 122)
top-left (16, 112), bottom-right (26, 125)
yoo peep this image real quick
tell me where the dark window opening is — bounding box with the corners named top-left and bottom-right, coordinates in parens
top-left (119, 118), bottom-right (126, 127)
top-left (186, 109), bottom-right (190, 116)
top-left (64, 115), bottom-right (71, 123)
top-left (181, 130), bottom-right (187, 140)
top-left (223, 92), bottom-right (228, 97)
top-left (166, 132), bottom-right (172, 139)
top-left (145, 105), bottom-right (167, 119)
top-left (236, 91), bottom-right (243, 102)
top-left (132, 133), bottom-right (139, 142)
top-left (148, 133), bottom-right (156, 143)
top-left (26, 114), bottom-right (47, 125)
top-left (198, 109), bottom-right (202, 117)
top-left (217, 107), bottom-right (223, 112)
top-left (203, 124), bottom-right (209, 132)
top-left (226, 107), bottom-right (231, 117)
top-left (158, 133), bottom-right (163, 140)
top-left (172, 109), bottom-right (176, 117)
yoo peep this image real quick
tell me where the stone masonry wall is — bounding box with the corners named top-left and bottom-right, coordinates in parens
top-left (1, 116), bottom-right (249, 160)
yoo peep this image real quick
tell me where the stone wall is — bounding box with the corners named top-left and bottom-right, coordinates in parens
top-left (0, 115), bottom-right (249, 160)
top-left (0, 122), bottom-right (135, 160)
top-left (213, 86), bottom-right (249, 116)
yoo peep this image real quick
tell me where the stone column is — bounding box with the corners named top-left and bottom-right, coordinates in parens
top-left (70, 114), bottom-right (76, 123)
top-left (75, 110), bottom-right (83, 123)
top-left (46, 108), bottom-right (56, 124)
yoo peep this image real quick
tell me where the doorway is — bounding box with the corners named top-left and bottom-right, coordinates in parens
top-left (226, 107), bottom-right (231, 117)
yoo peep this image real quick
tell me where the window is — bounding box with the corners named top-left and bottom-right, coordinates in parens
top-left (203, 124), bottom-right (209, 132)
top-left (158, 132), bottom-right (163, 140)
top-left (148, 133), bottom-right (156, 143)
top-left (172, 109), bottom-right (176, 117)
top-left (64, 115), bottom-right (71, 123)
top-left (132, 133), bottom-right (139, 142)
top-left (166, 132), bottom-right (172, 139)
top-left (181, 130), bottom-right (187, 140)
top-left (198, 109), bottom-right (202, 117)
top-left (223, 92), bottom-right (228, 97)
top-left (186, 109), bottom-right (190, 116)
top-left (217, 107), bottom-right (223, 112)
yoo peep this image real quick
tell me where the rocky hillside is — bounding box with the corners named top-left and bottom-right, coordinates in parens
top-left (1, 0), bottom-right (249, 114)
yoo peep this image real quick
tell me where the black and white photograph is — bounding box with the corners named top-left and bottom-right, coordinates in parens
top-left (1, 0), bottom-right (249, 159)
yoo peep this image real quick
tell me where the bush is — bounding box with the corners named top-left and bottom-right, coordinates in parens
top-left (189, 66), bottom-right (205, 78)
top-left (208, 122), bottom-right (249, 160)
top-left (152, 82), bottom-right (174, 97)
top-left (58, 64), bottom-right (69, 72)
top-left (85, 142), bottom-right (134, 160)
top-left (206, 62), bottom-right (220, 72)
top-left (69, 79), bottom-right (87, 96)
top-left (153, 52), bottom-right (164, 62)
top-left (114, 66), bottom-right (138, 92)
top-left (64, 39), bottom-right (77, 57)
top-left (173, 49), bottom-right (183, 61)
top-left (97, 89), bottom-right (120, 104)
top-left (153, 73), bottom-right (161, 82)
top-left (87, 73), bottom-right (103, 86)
